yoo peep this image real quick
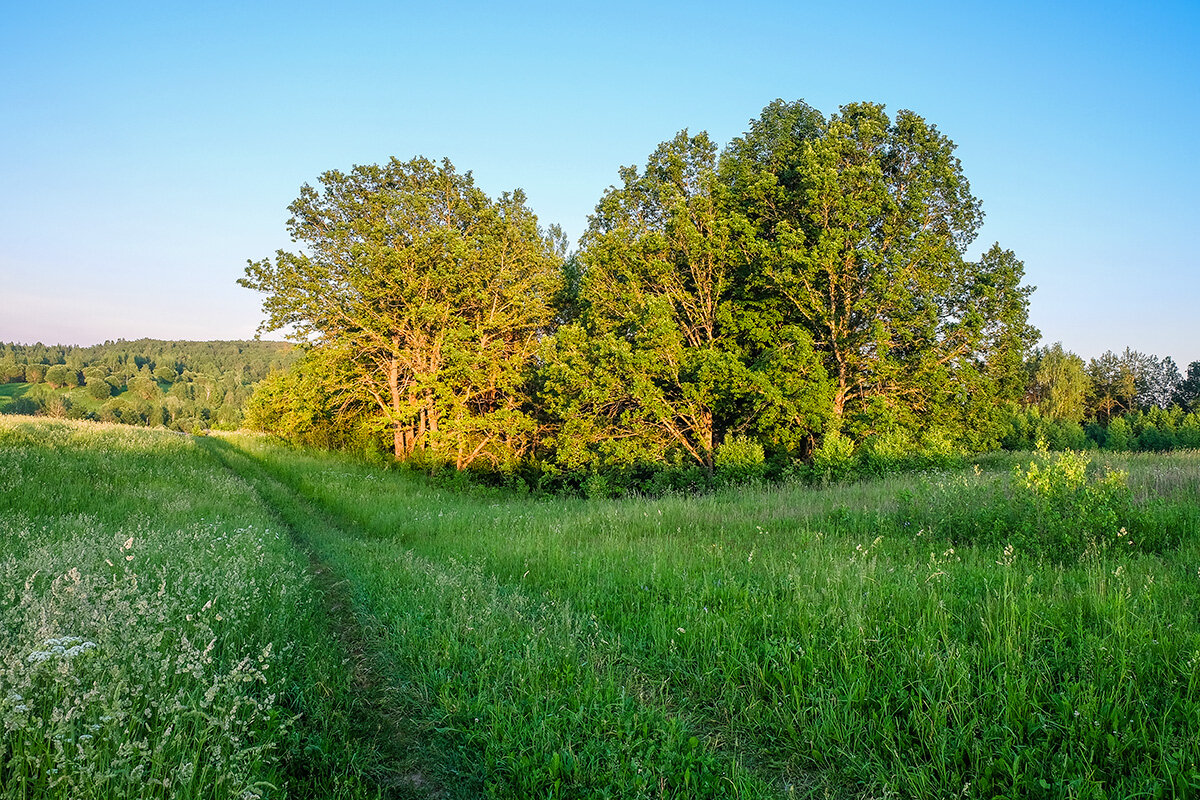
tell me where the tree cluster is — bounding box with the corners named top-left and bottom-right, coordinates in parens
top-left (0, 339), bottom-right (295, 431)
top-left (1004, 342), bottom-right (1200, 453)
top-left (243, 100), bottom-right (1040, 489)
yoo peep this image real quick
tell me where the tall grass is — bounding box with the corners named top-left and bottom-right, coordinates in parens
top-left (218, 433), bottom-right (1200, 798)
top-left (7, 416), bottom-right (1199, 798)
top-left (0, 418), bottom-right (381, 800)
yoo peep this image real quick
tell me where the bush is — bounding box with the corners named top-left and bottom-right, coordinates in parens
top-left (897, 441), bottom-right (1174, 562)
top-left (1179, 414), bottom-right (1200, 449)
top-left (1138, 424), bottom-right (1176, 452)
top-left (810, 431), bottom-right (857, 483)
top-left (860, 429), bottom-right (913, 476)
top-left (581, 471), bottom-right (619, 500)
top-left (86, 378), bottom-right (112, 400)
top-left (1105, 417), bottom-right (1135, 451)
top-left (713, 435), bottom-right (765, 487)
top-left (1010, 442), bottom-right (1134, 559)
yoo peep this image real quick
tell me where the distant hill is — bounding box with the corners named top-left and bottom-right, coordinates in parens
top-left (0, 339), bottom-right (297, 431)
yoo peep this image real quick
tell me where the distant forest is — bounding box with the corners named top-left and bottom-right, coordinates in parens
top-left (0, 339), bottom-right (295, 432)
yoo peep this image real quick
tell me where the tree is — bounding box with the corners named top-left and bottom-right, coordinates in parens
top-left (1087, 350), bottom-right (1136, 420)
top-left (544, 131), bottom-right (744, 469)
top-left (126, 375), bottom-right (160, 401)
top-left (86, 375), bottom-right (112, 400)
top-left (1029, 343), bottom-right (1091, 423)
top-left (44, 364), bottom-right (78, 389)
top-left (1175, 361), bottom-right (1200, 412)
top-left (722, 100), bottom-right (1036, 442)
top-left (242, 157), bottom-right (564, 467)
top-left (1088, 348), bottom-right (1181, 418)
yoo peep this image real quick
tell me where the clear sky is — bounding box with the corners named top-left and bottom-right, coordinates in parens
top-left (2, 1), bottom-right (1197, 366)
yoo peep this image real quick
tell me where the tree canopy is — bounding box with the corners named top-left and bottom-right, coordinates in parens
top-left (241, 157), bottom-right (565, 467)
top-left (242, 99), bottom-right (1045, 480)
top-left (0, 339), bottom-right (294, 429)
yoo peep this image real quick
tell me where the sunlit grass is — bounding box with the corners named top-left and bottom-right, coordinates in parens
top-left (6, 416), bottom-right (1200, 798)
top-left (216, 432), bottom-right (1200, 798)
top-left (0, 417), bottom-right (380, 800)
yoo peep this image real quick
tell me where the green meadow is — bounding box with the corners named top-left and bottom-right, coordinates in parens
top-left (4, 416), bottom-right (1200, 798)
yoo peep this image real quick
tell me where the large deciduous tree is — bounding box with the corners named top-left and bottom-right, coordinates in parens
top-left (542, 131), bottom-right (741, 469)
top-left (722, 100), bottom-right (1037, 444)
top-left (1029, 343), bottom-right (1091, 423)
top-left (542, 130), bottom-right (832, 469)
top-left (1087, 348), bottom-right (1182, 419)
top-left (241, 157), bottom-right (564, 468)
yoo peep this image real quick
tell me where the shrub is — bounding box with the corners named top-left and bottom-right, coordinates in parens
top-left (1179, 413), bottom-right (1200, 449)
top-left (1008, 442), bottom-right (1135, 560)
top-left (810, 431), bottom-right (857, 483)
top-left (581, 471), bottom-right (618, 500)
top-left (1105, 417), bottom-right (1135, 451)
top-left (860, 429), bottom-right (913, 476)
top-left (713, 435), bottom-right (766, 487)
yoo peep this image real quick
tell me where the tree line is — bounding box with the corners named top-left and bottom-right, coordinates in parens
top-left (1004, 342), bottom-right (1200, 452)
top-left (241, 99), bottom-right (1042, 490)
top-left (0, 339), bottom-right (295, 431)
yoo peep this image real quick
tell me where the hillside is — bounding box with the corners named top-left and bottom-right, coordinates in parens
top-left (0, 339), bottom-right (296, 431)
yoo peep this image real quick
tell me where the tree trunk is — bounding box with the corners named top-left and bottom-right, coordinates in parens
top-left (388, 346), bottom-right (404, 459)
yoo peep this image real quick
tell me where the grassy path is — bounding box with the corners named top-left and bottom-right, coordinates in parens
top-left (8, 419), bottom-right (1200, 798)
top-left (201, 436), bottom-right (449, 799)
top-left (0, 419), bottom-right (383, 800)
top-left (203, 435), bottom-right (780, 799)
top-left (209, 433), bottom-right (1200, 799)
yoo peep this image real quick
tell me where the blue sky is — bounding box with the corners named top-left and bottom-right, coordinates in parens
top-left (2, 1), bottom-right (1197, 366)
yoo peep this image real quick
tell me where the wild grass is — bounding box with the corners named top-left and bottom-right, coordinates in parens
top-left (0, 417), bottom-right (382, 800)
top-left (217, 433), bottom-right (1200, 799)
top-left (0, 383), bottom-right (27, 411)
top-left (7, 417), bottom-right (1200, 798)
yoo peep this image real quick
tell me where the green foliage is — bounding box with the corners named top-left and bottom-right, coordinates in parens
top-left (126, 374), bottom-right (159, 400)
top-left (1030, 342), bottom-right (1091, 423)
top-left (901, 443), bottom-right (1185, 561)
top-left (242, 156), bottom-right (563, 468)
top-left (1087, 348), bottom-right (1182, 420)
top-left (1009, 443), bottom-right (1136, 559)
top-left (1180, 413), bottom-right (1200, 448)
top-left (546, 130), bottom-right (742, 469)
top-left (723, 101), bottom-right (1036, 443)
top-left (85, 375), bottom-right (112, 400)
top-left (241, 101), bottom-right (1037, 485)
top-left (43, 364), bottom-right (77, 389)
top-left (1001, 405), bottom-right (1088, 450)
top-left (712, 434), bottom-right (765, 486)
top-left (809, 430), bottom-right (857, 482)
top-left (1105, 416), bottom-right (1135, 450)
top-left (1176, 361), bottom-right (1200, 411)
top-left (0, 340), bottom-right (294, 432)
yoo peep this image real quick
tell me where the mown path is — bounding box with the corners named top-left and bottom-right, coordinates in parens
top-left (201, 437), bottom-right (451, 800)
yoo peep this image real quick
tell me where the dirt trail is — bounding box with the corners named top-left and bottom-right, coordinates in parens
top-left (200, 436), bottom-right (448, 800)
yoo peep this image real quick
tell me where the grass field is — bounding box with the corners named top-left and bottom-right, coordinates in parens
top-left (0, 383), bottom-right (29, 411)
top-left (0, 418), bottom-right (387, 799)
top-left (4, 417), bottom-right (1200, 798)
